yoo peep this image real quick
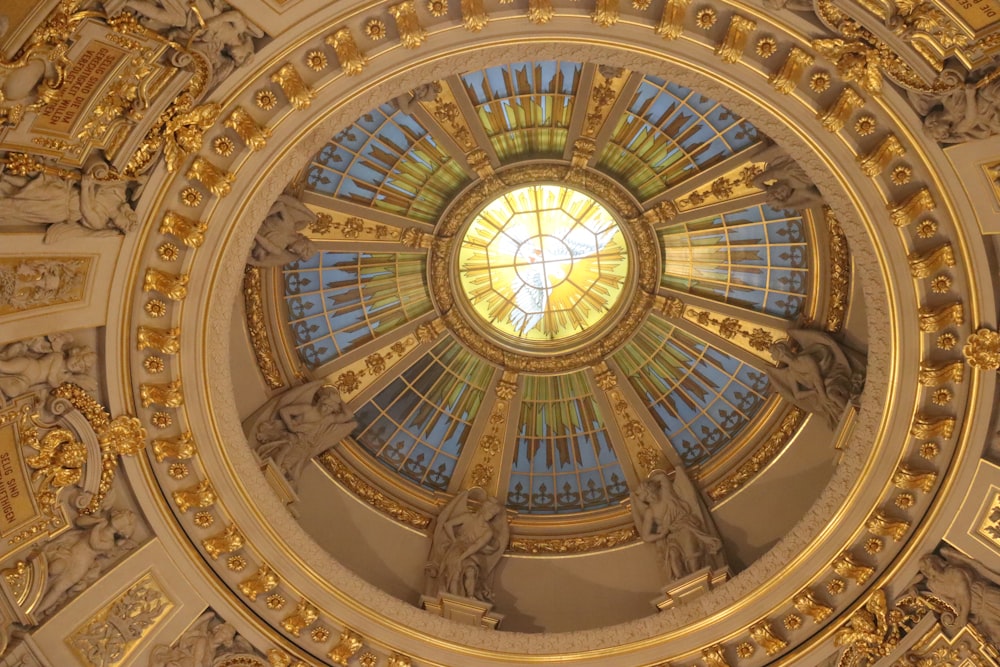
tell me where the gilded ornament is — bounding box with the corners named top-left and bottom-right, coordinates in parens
top-left (812, 38), bottom-right (884, 94)
top-left (935, 333), bottom-right (957, 350)
top-left (910, 414), bottom-right (954, 439)
top-left (224, 107), bottom-right (272, 151)
top-left (832, 551), bottom-right (874, 585)
top-left (825, 208), bottom-right (850, 333)
top-left (655, 0), bottom-right (692, 39)
top-left (144, 269), bottom-right (189, 301)
top-left (267, 649), bottom-right (308, 667)
top-left (708, 408), bottom-right (805, 501)
top-left (857, 134), bottom-right (905, 177)
top-left (866, 509), bottom-right (910, 541)
top-left (854, 114), bottom-right (877, 136)
top-left (784, 614), bottom-right (802, 630)
top-left (202, 524), bottom-right (245, 559)
top-left (895, 492), bottom-right (915, 509)
top-left (715, 15), bottom-right (757, 64)
top-left (167, 462), bottom-right (188, 479)
top-left (227, 555), bottom-right (247, 572)
top-left (891, 165), bottom-right (912, 185)
top-left (359, 653), bottom-right (378, 667)
top-left (319, 453), bottom-right (431, 528)
top-left (736, 642), bottom-right (754, 658)
top-left (818, 87), bottom-right (866, 132)
top-left (140, 380), bottom-right (184, 408)
top-left (633, 0), bottom-right (652, 7)
top-left (929, 388), bottom-right (952, 406)
top-left (388, 654), bottom-right (412, 667)
top-left (917, 359), bottom-right (964, 386)
top-left (963, 328), bottom-right (1000, 371)
top-left (145, 299), bottom-right (168, 318)
top-left (213, 136), bottom-right (236, 157)
top-left (180, 187), bottom-right (203, 207)
top-left (239, 564), bottom-right (279, 601)
top-left (193, 511), bottom-right (214, 528)
top-left (770, 47), bottom-right (815, 94)
top-left (471, 463), bottom-right (494, 487)
top-left (157, 243), bottom-right (181, 262)
top-left (311, 626), bottom-right (331, 642)
top-left (328, 628), bottom-right (363, 665)
top-left (888, 187), bottom-right (936, 226)
top-left (892, 464), bottom-right (936, 492)
top-left (151, 411), bottom-right (172, 429)
top-left (160, 211), bottom-right (208, 248)
top-left (508, 526), bottom-right (638, 554)
top-left (917, 302), bottom-right (963, 332)
top-left (243, 266), bottom-right (284, 390)
top-left (428, 0), bottom-right (448, 16)
top-left (389, 1), bottom-right (428, 48)
top-left (833, 589), bottom-right (924, 667)
top-left (915, 219), bottom-right (937, 238)
top-left (160, 102), bottom-right (223, 174)
top-left (68, 576), bottom-right (170, 667)
top-left (810, 72), bottom-right (832, 92)
top-left (26, 428), bottom-right (86, 489)
top-left (919, 441), bottom-right (939, 459)
top-left (930, 275), bottom-right (952, 294)
top-left (137, 326), bottom-right (181, 354)
top-left (173, 479), bottom-right (217, 513)
top-left (266, 594), bottom-right (286, 610)
top-left (755, 37), bottom-right (778, 58)
top-left (143, 356), bottom-right (165, 374)
top-left (255, 89), bottom-right (279, 110)
top-left (461, 0), bottom-right (489, 31)
top-left (827, 578), bottom-right (847, 594)
top-left (281, 598), bottom-right (319, 636)
top-left (305, 50), bottom-right (329, 72)
top-left (271, 64), bottom-right (316, 110)
top-left (695, 8), bottom-right (718, 29)
top-left (186, 157), bottom-right (235, 198)
top-left (655, 294), bottom-right (685, 318)
top-left (364, 19), bottom-right (388, 41)
top-left (702, 644), bottom-right (732, 667)
top-left (153, 431), bottom-right (197, 463)
top-left (750, 620), bottom-right (788, 655)
top-left (864, 537), bottom-right (883, 554)
top-left (794, 588), bottom-right (834, 622)
top-left (592, 0), bottom-right (620, 27)
top-left (907, 243), bottom-right (955, 278)
top-left (326, 29), bottom-right (367, 75)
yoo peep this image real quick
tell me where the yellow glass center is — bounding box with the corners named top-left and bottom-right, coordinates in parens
top-left (458, 185), bottom-right (629, 343)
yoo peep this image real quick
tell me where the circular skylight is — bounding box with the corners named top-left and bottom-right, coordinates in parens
top-left (457, 185), bottom-right (628, 343)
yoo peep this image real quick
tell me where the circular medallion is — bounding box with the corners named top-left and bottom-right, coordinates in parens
top-left (457, 185), bottom-right (629, 345)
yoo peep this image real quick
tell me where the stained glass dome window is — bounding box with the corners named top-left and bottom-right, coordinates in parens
top-left (458, 185), bottom-right (628, 344)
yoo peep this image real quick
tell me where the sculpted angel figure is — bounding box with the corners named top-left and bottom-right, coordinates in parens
top-left (750, 154), bottom-right (822, 211)
top-left (0, 159), bottom-right (138, 243)
top-left (248, 194), bottom-right (317, 267)
top-left (629, 469), bottom-right (727, 584)
top-left (245, 381), bottom-right (357, 489)
top-left (766, 329), bottom-right (866, 430)
top-left (918, 548), bottom-right (1000, 646)
top-left (37, 508), bottom-right (138, 616)
top-left (425, 488), bottom-right (509, 602)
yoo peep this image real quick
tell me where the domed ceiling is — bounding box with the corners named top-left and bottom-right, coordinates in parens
top-left (5, 0), bottom-right (984, 665)
top-left (263, 60), bottom-right (834, 527)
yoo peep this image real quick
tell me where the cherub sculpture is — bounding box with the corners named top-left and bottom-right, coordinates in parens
top-left (766, 329), bottom-right (866, 430)
top-left (425, 488), bottom-right (509, 603)
top-left (629, 468), bottom-right (727, 584)
top-left (245, 381), bottom-right (357, 489)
